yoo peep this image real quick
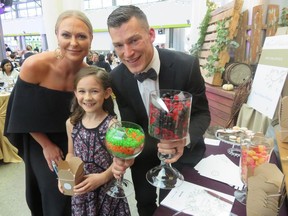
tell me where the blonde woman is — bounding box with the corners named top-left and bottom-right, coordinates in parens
top-left (5, 10), bottom-right (93, 216)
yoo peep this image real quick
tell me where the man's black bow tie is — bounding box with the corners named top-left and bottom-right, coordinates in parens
top-left (134, 68), bottom-right (157, 82)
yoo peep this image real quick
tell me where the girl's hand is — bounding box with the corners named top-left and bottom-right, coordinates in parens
top-left (73, 173), bottom-right (106, 195)
top-left (58, 180), bottom-right (64, 194)
top-left (111, 157), bottom-right (134, 179)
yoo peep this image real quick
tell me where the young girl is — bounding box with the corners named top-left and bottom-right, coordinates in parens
top-left (64, 66), bottom-right (131, 216)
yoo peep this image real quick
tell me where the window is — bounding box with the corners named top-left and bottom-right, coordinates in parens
top-left (83, 0), bottom-right (162, 10)
top-left (83, 0), bottom-right (113, 9)
top-left (2, 0), bottom-right (42, 20)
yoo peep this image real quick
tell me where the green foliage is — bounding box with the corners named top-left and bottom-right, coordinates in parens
top-left (280, 7), bottom-right (288, 27)
top-left (203, 19), bottom-right (239, 78)
top-left (189, 1), bottom-right (216, 57)
top-left (189, 0), bottom-right (239, 78)
top-left (206, 0), bottom-right (217, 10)
top-left (190, 8), bottom-right (212, 57)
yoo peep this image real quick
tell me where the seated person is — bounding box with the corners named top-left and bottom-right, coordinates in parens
top-left (96, 54), bottom-right (111, 72)
top-left (0, 59), bottom-right (19, 86)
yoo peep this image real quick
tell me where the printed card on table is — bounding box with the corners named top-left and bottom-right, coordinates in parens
top-left (161, 181), bottom-right (234, 216)
top-left (247, 35), bottom-right (288, 119)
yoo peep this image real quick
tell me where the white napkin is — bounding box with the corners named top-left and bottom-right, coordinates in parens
top-left (204, 138), bottom-right (220, 146)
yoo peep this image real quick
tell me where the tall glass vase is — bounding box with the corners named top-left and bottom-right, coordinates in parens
top-left (146, 89), bottom-right (192, 189)
top-left (105, 121), bottom-right (145, 198)
top-left (234, 135), bottom-right (274, 204)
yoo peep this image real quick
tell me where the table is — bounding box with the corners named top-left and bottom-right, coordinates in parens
top-left (153, 141), bottom-right (288, 216)
top-left (0, 92), bottom-right (22, 163)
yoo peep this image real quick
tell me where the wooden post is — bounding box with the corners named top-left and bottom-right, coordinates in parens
top-left (266, 5), bottom-right (279, 36)
top-left (234, 10), bottom-right (249, 63)
top-left (249, 5), bottom-right (264, 65)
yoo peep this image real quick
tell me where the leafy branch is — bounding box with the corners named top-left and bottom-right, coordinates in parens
top-left (190, 8), bottom-right (212, 57)
top-left (189, 1), bottom-right (216, 57)
top-left (280, 7), bottom-right (288, 27)
top-left (203, 19), bottom-right (239, 77)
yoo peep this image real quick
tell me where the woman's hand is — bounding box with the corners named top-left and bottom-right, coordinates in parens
top-left (157, 138), bottom-right (186, 163)
top-left (42, 144), bottom-right (64, 172)
top-left (30, 132), bottom-right (64, 172)
top-left (111, 157), bottom-right (134, 179)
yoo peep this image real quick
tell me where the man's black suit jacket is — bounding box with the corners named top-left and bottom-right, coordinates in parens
top-left (110, 48), bottom-right (211, 166)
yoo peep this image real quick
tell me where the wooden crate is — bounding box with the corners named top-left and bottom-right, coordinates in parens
top-left (206, 84), bottom-right (235, 127)
top-left (199, 0), bottom-right (243, 86)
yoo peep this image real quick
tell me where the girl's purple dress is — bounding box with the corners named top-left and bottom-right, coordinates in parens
top-left (71, 115), bottom-right (131, 216)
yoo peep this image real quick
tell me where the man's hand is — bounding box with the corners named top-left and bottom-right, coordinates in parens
top-left (157, 138), bottom-right (186, 163)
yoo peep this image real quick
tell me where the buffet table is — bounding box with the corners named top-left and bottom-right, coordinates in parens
top-left (153, 141), bottom-right (288, 216)
top-left (0, 92), bottom-right (22, 163)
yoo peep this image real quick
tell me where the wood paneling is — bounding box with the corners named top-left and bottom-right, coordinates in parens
top-left (206, 84), bottom-right (235, 127)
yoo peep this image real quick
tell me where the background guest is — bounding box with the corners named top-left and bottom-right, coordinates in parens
top-left (23, 45), bottom-right (34, 59)
top-left (5, 44), bottom-right (12, 53)
top-left (91, 51), bottom-right (99, 65)
top-left (86, 50), bottom-right (94, 65)
top-left (96, 54), bottom-right (111, 72)
top-left (0, 58), bottom-right (19, 83)
top-left (106, 52), bottom-right (118, 69)
top-left (8, 53), bottom-right (20, 69)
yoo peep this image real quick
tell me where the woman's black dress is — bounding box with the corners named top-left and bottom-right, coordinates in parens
top-left (4, 78), bottom-right (73, 216)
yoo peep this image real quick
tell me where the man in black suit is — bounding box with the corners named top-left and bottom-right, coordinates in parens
top-left (107, 5), bottom-right (211, 216)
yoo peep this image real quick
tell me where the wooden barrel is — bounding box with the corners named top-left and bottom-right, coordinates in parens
top-left (224, 62), bottom-right (252, 86)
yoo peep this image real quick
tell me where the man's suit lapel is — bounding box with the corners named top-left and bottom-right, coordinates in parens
top-left (158, 50), bottom-right (176, 89)
top-left (122, 68), bottom-right (147, 115)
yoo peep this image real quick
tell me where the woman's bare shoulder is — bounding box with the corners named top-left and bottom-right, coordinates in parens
top-left (19, 52), bottom-right (56, 84)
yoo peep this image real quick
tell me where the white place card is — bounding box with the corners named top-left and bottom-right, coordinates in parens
top-left (247, 35), bottom-right (288, 119)
top-left (161, 181), bottom-right (234, 216)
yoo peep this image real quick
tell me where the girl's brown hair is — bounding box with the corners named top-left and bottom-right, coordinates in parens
top-left (70, 66), bottom-right (116, 125)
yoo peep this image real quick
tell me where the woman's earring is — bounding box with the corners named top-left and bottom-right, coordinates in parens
top-left (55, 47), bottom-right (64, 59)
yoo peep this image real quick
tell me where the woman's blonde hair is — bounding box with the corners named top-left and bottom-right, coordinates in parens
top-left (55, 10), bottom-right (93, 36)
